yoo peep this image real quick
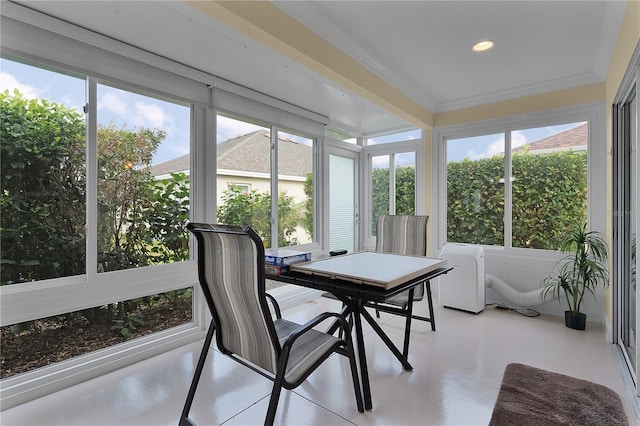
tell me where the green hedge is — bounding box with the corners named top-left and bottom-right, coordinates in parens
top-left (371, 166), bottom-right (415, 234)
top-left (1, 91), bottom-right (87, 284)
top-left (1, 90), bottom-right (189, 285)
top-left (447, 150), bottom-right (587, 250)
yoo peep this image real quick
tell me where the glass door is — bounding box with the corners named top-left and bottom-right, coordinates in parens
top-left (621, 86), bottom-right (638, 376)
top-left (614, 57), bottom-right (639, 391)
top-left (324, 140), bottom-right (360, 254)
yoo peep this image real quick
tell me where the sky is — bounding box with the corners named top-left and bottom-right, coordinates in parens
top-left (0, 57), bottom-right (269, 165)
top-left (2, 57), bottom-right (583, 167)
top-left (446, 123), bottom-right (584, 163)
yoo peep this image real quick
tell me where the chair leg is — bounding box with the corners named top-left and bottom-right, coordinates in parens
top-left (337, 303), bottom-right (350, 338)
top-left (343, 327), bottom-right (365, 412)
top-left (265, 371), bottom-right (286, 426)
top-left (180, 319), bottom-right (216, 424)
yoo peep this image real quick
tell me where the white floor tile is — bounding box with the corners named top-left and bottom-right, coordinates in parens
top-left (1, 296), bottom-right (637, 426)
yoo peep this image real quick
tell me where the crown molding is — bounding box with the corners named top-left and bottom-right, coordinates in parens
top-left (593, 0), bottom-right (627, 80)
top-left (435, 72), bottom-right (602, 113)
top-left (274, 1), bottom-right (438, 112)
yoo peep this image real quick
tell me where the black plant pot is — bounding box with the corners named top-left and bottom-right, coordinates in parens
top-left (565, 311), bottom-right (586, 330)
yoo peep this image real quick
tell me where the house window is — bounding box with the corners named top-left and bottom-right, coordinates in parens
top-left (227, 182), bottom-right (251, 193)
top-left (436, 104), bottom-right (603, 253)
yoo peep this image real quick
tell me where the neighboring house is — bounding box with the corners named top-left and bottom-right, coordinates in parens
top-left (515, 122), bottom-right (587, 154)
top-left (152, 129), bottom-right (313, 205)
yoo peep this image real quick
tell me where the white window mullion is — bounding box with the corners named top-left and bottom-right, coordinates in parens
top-left (86, 77), bottom-right (98, 281)
top-left (270, 127), bottom-right (279, 249)
top-left (389, 153), bottom-right (396, 214)
top-left (504, 131), bottom-right (513, 250)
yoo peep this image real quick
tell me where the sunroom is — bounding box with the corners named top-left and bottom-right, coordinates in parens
top-left (1, 1), bottom-right (639, 424)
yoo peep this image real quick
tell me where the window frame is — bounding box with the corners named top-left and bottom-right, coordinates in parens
top-left (213, 113), bottom-right (322, 254)
top-left (0, 60), bottom-right (202, 325)
top-left (0, 3), bottom-right (328, 408)
top-left (0, 56), bottom-right (207, 410)
top-left (361, 134), bottom-right (426, 250)
top-left (433, 102), bottom-right (605, 257)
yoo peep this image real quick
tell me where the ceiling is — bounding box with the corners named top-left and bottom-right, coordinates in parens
top-left (8, 1), bottom-right (627, 136)
top-left (276, 1), bottom-right (625, 112)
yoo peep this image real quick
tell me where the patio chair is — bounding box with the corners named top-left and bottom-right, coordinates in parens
top-left (181, 222), bottom-right (364, 426)
top-left (367, 215), bottom-right (434, 358)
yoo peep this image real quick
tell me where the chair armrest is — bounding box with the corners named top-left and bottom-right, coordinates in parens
top-left (265, 293), bottom-right (282, 319)
top-left (281, 312), bottom-right (350, 351)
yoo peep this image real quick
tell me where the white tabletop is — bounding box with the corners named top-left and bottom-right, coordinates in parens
top-left (290, 252), bottom-right (447, 289)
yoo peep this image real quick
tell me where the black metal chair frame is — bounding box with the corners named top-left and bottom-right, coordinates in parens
top-left (365, 215), bottom-right (435, 358)
top-left (366, 281), bottom-right (435, 358)
top-left (180, 223), bottom-right (364, 426)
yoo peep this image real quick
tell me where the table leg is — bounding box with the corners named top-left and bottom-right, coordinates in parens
top-left (426, 280), bottom-right (436, 331)
top-left (326, 297), bottom-right (371, 409)
top-left (402, 288), bottom-right (415, 358)
top-left (360, 307), bottom-right (413, 371)
top-left (351, 301), bottom-right (373, 410)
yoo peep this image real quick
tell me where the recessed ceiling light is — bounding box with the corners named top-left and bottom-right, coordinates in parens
top-left (472, 40), bottom-right (495, 52)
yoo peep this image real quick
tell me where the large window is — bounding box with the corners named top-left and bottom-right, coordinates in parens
top-left (1, 57), bottom-right (194, 379)
top-left (1, 5), bottom-right (328, 407)
top-left (370, 151), bottom-right (417, 234)
top-left (96, 82), bottom-right (191, 272)
top-left (1, 58), bottom-right (193, 282)
top-left (446, 133), bottom-right (505, 246)
top-left (363, 130), bottom-right (424, 243)
top-left (510, 125), bottom-right (587, 249)
top-left (216, 114), bottom-right (315, 250)
top-left (1, 59), bottom-right (87, 285)
top-left (436, 105), bottom-right (603, 253)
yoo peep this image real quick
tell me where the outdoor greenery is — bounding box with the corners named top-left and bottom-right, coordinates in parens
top-left (217, 185), bottom-right (304, 248)
top-left (1, 90), bottom-right (192, 347)
top-left (447, 149), bottom-right (587, 249)
top-left (1, 90), bottom-right (86, 284)
top-left (371, 165), bottom-right (416, 233)
top-left (303, 172), bottom-right (314, 237)
top-left (97, 123), bottom-right (166, 272)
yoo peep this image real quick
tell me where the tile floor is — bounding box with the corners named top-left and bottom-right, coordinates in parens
top-left (1, 294), bottom-right (638, 426)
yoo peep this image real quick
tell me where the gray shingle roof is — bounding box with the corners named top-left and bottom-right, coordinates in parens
top-left (151, 130), bottom-right (312, 177)
top-left (515, 122), bottom-right (587, 153)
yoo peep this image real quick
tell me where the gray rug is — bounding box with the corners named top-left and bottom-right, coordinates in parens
top-left (489, 363), bottom-right (628, 425)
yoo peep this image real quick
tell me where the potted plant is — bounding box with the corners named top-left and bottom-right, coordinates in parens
top-left (541, 223), bottom-right (608, 330)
